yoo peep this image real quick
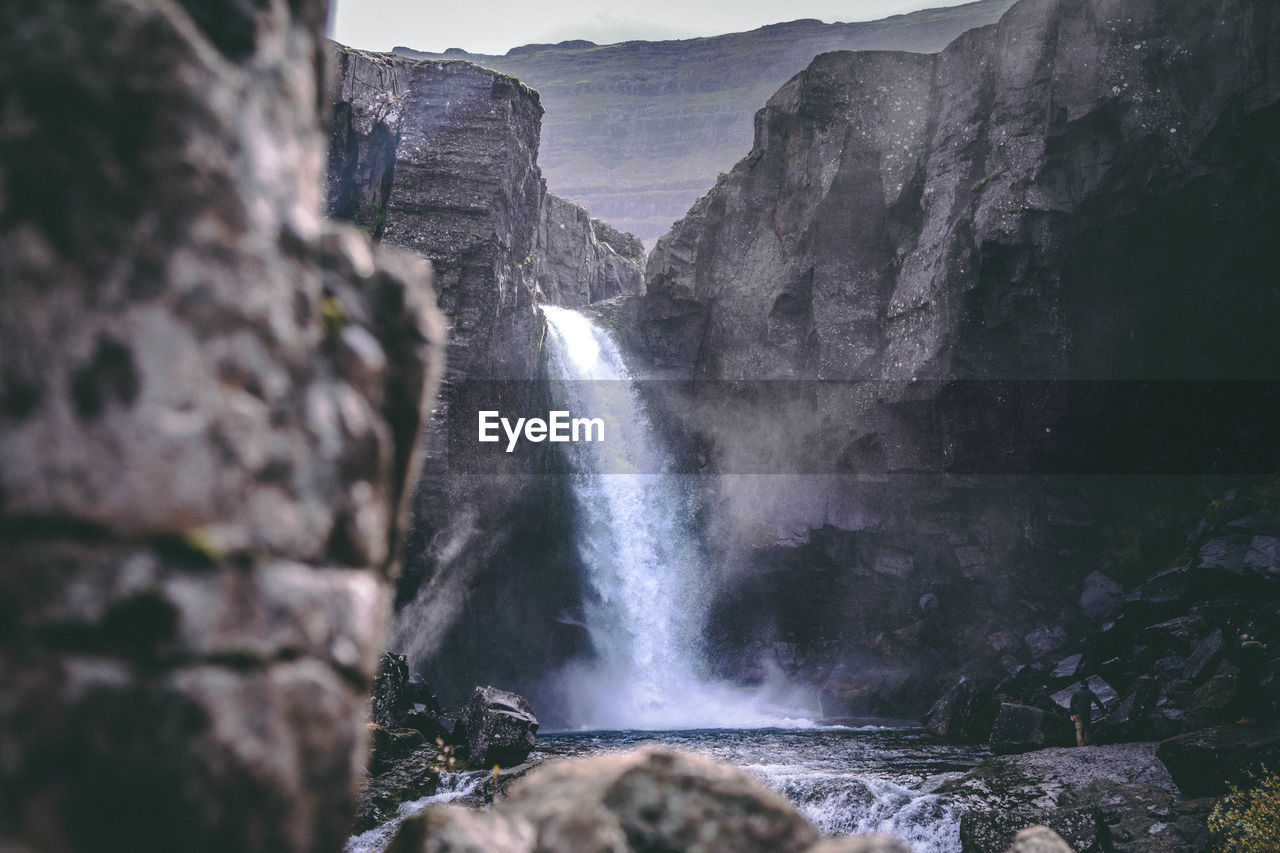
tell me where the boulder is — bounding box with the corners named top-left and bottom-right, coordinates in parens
top-left (1156, 724), bottom-right (1280, 797)
top-left (354, 744), bottom-right (442, 834)
top-left (390, 747), bottom-right (822, 853)
top-left (923, 677), bottom-right (998, 744)
top-left (1049, 654), bottom-right (1082, 681)
top-left (462, 686), bottom-right (539, 768)
top-left (990, 703), bottom-right (1074, 755)
top-left (1079, 572), bottom-right (1124, 624)
top-left (950, 743), bottom-right (1208, 853)
top-left (1005, 826), bottom-right (1077, 853)
top-left (402, 704), bottom-right (453, 744)
top-left (372, 652), bottom-right (412, 728)
top-left (1120, 567), bottom-right (1191, 624)
top-left (1092, 677), bottom-right (1167, 744)
top-left (1187, 661), bottom-right (1240, 728)
top-left (1024, 627), bottom-right (1070, 660)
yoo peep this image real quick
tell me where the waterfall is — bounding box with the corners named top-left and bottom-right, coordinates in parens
top-left (541, 305), bottom-right (815, 729)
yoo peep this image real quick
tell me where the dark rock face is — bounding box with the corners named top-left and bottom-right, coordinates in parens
top-left (990, 703), bottom-right (1075, 755)
top-left (0, 3), bottom-right (445, 851)
top-left (462, 685), bottom-right (540, 768)
top-left (325, 45), bottom-right (642, 712)
top-left (629, 0), bottom-right (1280, 716)
top-left (924, 677), bottom-right (999, 744)
top-left (393, 0), bottom-right (1018, 242)
top-left (327, 45), bottom-right (545, 382)
top-left (532, 194), bottom-right (646, 306)
top-left (1156, 724), bottom-right (1280, 798)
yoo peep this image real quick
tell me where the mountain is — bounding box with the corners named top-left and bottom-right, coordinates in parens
top-left (392, 0), bottom-right (1018, 243)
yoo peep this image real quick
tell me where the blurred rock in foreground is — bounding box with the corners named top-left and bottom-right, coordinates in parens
top-left (0, 1), bottom-right (444, 851)
top-left (386, 747), bottom-right (911, 853)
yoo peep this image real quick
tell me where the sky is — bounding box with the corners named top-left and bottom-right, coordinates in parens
top-left (328, 0), bottom-right (981, 55)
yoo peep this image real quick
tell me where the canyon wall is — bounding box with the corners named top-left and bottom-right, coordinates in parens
top-left (325, 45), bottom-right (645, 710)
top-left (394, 0), bottom-right (1018, 242)
top-left (634, 0), bottom-right (1280, 713)
top-left (0, 2), bottom-right (444, 850)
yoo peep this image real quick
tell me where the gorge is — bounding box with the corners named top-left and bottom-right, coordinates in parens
top-left (328, 0), bottom-right (1280, 846)
top-left (3, 0), bottom-right (1280, 851)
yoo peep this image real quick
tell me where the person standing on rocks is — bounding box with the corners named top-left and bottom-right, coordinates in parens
top-left (1069, 682), bottom-right (1106, 746)
top-left (1235, 634), bottom-right (1266, 725)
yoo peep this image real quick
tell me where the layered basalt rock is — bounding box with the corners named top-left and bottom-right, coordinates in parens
top-left (325, 44), bottom-right (644, 710)
top-left (635, 0), bottom-right (1280, 713)
top-left (532, 194), bottom-right (645, 306)
top-left (0, 3), bottom-right (444, 851)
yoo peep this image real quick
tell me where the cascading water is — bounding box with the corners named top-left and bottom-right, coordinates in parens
top-left (541, 306), bottom-right (814, 729)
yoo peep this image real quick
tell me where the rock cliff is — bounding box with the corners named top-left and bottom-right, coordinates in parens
top-left (394, 0), bottom-right (1018, 242)
top-left (633, 0), bottom-right (1280, 713)
top-left (0, 2), bottom-right (444, 851)
top-left (325, 44), bottom-right (644, 710)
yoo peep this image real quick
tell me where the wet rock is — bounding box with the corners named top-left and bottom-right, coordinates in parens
top-left (0, 2), bottom-right (444, 851)
top-left (950, 743), bottom-right (1208, 853)
top-left (990, 703), bottom-right (1074, 755)
top-left (1157, 724), bottom-right (1280, 797)
top-left (355, 744), bottom-right (442, 833)
top-left (923, 677), bottom-right (998, 744)
top-left (462, 686), bottom-right (539, 768)
top-left (961, 806), bottom-right (1103, 853)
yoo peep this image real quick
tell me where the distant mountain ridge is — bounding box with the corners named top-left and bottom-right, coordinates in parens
top-left (393, 0), bottom-right (1018, 243)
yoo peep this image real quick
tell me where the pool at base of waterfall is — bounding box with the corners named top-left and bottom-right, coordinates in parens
top-left (347, 726), bottom-right (988, 853)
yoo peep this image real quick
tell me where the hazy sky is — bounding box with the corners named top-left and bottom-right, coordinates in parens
top-left (329, 0), bottom-right (980, 55)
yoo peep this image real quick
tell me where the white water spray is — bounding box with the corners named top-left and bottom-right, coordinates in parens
top-left (541, 306), bottom-right (816, 729)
